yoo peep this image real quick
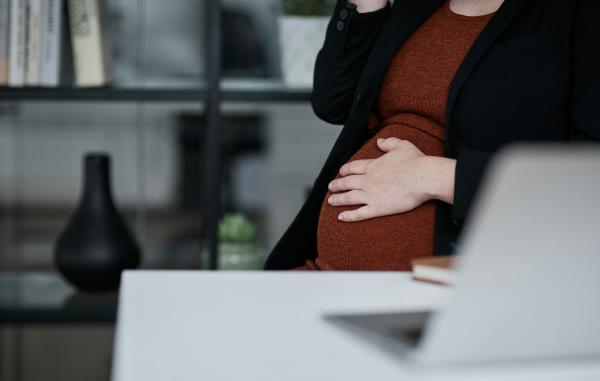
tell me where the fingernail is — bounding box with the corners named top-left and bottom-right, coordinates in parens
top-left (328, 197), bottom-right (333, 204)
top-left (328, 182), bottom-right (333, 190)
top-left (338, 214), bottom-right (344, 221)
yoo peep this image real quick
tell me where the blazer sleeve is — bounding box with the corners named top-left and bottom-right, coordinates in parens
top-left (572, 0), bottom-right (600, 141)
top-left (452, 147), bottom-right (494, 224)
top-left (451, 0), bottom-right (600, 224)
top-left (311, 0), bottom-right (390, 125)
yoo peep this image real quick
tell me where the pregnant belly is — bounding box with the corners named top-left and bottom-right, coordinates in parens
top-left (315, 116), bottom-right (445, 271)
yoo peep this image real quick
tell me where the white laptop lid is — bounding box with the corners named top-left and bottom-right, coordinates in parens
top-left (418, 145), bottom-right (600, 366)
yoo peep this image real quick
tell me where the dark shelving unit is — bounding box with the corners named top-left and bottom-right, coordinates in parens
top-left (0, 273), bottom-right (117, 324)
top-left (0, 0), bottom-right (312, 271)
top-left (221, 81), bottom-right (311, 102)
top-left (0, 86), bottom-right (210, 102)
top-left (0, 82), bottom-right (311, 102)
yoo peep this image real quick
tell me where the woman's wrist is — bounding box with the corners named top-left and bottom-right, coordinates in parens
top-left (420, 156), bottom-right (456, 205)
top-left (348, 0), bottom-right (388, 13)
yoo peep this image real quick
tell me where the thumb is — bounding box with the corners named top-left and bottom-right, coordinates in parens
top-left (377, 137), bottom-right (402, 152)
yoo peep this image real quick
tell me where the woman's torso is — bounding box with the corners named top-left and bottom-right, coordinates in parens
top-left (313, 2), bottom-right (494, 271)
top-left (265, 1), bottom-right (584, 271)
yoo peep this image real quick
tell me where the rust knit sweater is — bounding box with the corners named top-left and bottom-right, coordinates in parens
top-left (298, 1), bottom-right (494, 271)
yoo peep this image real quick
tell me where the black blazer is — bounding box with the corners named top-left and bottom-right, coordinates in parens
top-left (265, 0), bottom-right (600, 270)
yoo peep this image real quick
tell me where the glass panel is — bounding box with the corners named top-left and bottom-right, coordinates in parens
top-left (109, 0), bottom-right (207, 88)
top-left (219, 0), bottom-right (338, 262)
top-left (0, 100), bottom-right (209, 272)
top-left (0, 0), bottom-right (212, 275)
top-left (221, 0), bottom-right (280, 79)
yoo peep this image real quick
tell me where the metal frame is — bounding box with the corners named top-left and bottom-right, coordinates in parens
top-left (204, 0), bottom-right (224, 270)
top-left (0, 86), bottom-right (311, 102)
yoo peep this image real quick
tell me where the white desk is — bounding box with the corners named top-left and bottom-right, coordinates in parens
top-left (112, 272), bottom-right (600, 381)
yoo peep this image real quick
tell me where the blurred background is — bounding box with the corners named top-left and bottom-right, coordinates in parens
top-left (0, 0), bottom-right (341, 379)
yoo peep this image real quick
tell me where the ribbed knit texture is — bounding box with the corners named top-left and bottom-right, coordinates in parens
top-left (299, 1), bottom-right (494, 271)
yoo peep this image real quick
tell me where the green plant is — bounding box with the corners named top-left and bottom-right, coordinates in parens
top-left (218, 213), bottom-right (258, 243)
top-left (281, 0), bottom-right (337, 16)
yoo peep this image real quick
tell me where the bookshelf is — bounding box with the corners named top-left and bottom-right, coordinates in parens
top-left (0, 0), bottom-right (312, 271)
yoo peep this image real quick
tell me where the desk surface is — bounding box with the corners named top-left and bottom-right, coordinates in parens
top-left (112, 271), bottom-right (600, 381)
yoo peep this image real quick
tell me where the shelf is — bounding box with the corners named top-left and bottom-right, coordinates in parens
top-left (0, 273), bottom-right (117, 324)
top-left (0, 86), bottom-right (208, 102)
top-left (0, 80), bottom-right (312, 103)
top-left (222, 80), bottom-right (312, 102)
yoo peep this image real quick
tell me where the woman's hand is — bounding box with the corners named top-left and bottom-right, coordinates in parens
top-left (348, 0), bottom-right (388, 13)
top-left (327, 137), bottom-right (457, 222)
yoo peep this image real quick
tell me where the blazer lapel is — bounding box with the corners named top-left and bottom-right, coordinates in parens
top-left (447, 0), bottom-right (528, 121)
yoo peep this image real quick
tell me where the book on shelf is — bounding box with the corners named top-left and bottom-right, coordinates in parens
top-left (0, 0), bottom-right (9, 84)
top-left (1, 0), bottom-right (109, 88)
top-left (8, 0), bottom-right (26, 86)
top-left (68, 0), bottom-right (110, 87)
top-left (411, 256), bottom-right (456, 286)
top-left (40, 0), bottom-right (62, 86)
top-left (25, 0), bottom-right (42, 86)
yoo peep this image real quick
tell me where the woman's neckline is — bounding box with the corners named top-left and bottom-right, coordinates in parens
top-left (442, 0), bottom-right (498, 21)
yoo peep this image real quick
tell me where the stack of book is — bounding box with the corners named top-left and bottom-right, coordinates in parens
top-left (411, 256), bottom-right (456, 286)
top-left (0, 0), bottom-right (110, 88)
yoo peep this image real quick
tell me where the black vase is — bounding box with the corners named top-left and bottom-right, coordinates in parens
top-left (55, 153), bottom-right (141, 291)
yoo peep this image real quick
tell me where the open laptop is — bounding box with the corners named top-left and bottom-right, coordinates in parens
top-left (325, 144), bottom-right (600, 367)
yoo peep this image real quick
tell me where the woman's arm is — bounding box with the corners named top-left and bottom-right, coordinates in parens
top-left (311, 0), bottom-right (390, 124)
top-left (422, 156), bottom-right (456, 205)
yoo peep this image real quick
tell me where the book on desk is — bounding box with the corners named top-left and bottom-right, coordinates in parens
top-left (411, 256), bottom-right (455, 286)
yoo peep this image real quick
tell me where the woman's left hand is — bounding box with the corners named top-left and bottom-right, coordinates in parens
top-left (327, 137), bottom-right (456, 222)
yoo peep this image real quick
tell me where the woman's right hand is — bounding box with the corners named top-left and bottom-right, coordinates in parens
top-left (348, 0), bottom-right (388, 13)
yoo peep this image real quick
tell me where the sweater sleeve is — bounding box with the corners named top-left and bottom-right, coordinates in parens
top-left (311, 0), bottom-right (391, 125)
